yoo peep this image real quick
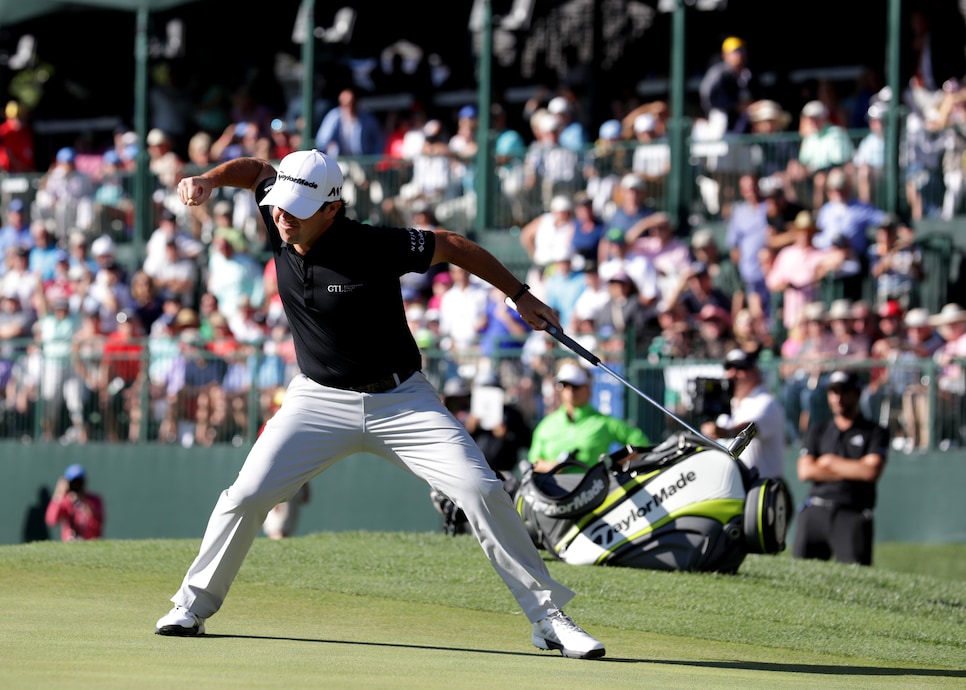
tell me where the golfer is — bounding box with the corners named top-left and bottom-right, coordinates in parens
top-left (154, 149), bottom-right (605, 659)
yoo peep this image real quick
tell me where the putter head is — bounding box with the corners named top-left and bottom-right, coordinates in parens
top-left (727, 422), bottom-right (758, 458)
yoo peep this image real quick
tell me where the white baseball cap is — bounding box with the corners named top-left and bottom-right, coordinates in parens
top-left (259, 149), bottom-right (344, 220)
top-left (555, 362), bottom-right (590, 386)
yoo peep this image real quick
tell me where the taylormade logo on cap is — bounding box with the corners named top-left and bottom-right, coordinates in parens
top-left (259, 149), bottom-right (344, 220)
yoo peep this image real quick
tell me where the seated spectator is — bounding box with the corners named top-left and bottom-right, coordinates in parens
top-left (543, 252), bottom-right (587, 335)
top-left (143, 207), bottom-right (205, 278)
top-left (2, 244), bottom-right (42, 311)
top-left (765, 210), bottom-right (832, 336)
top-left (160, 327), bottom-right (228, 447)
top-left (206, 225), bottom-right (263, 324)
top-left (313, 87), bottom-right (385, 158)
top-left (814, 167), bottom-right (888, 301)
top-left (547, 95), bottom-right (587, 152)
top-left (523, 108), bottom-right (582, 215)
top-left (593, 266), bottom-right (658, 354)
top-left (868, 216), bottom-right (923, 310)
top-left (33, 146), bottom-right (95, 235)
top-left (0, 198), bottom-right (32, 266)
top-left (151, 237), bottom-right (201, 308)
top-left (570, 191), bottom-right (604, 272)
top-left (690, 304), bottom-right (737, 360)
top-left (781, 301), bottom-right (836, 439)
top-left (629, 112), bottom-right (670, 188)
top-left (66, 231), bottom-right (98, 279)
top-left (665, 260), bottom-right (732, 320)
top-left (34, 294), bottom-right (80, 441)
top-left (854, 100), bottom-right (887, 205)
top-left (927, 78), bottom-right (966, 220)
top-left (436, 264), bottom-right (487, 356)
top-left (27, 220), bottom-right (61, 283)
top-left (898, 307), bottom-right (945, 451)
top-left (863, 299), bottom-right (906, 434)
top-left (64, 308), bottom-right (106, 444)
top-left (84, 256), bottom-right (135, 335)
top-left (99, 309), bottom-right (146, 442)
top-left (582, 118), bottom-right (627, 222)
top-left (785, 100), bottom-right (855, 210)
top-left (762, 183), bottom-right (806, 256)
top-left (747, 99), bottom-right (797, 180)
top-left (623, 212), bottom-right (691, 308)
top-left (596, 174), bottom-right (656, 265)
top-left (929, 303), bottom-right (966, 449)
top-left (826, 298), bottom-right (871, 360)
top-left (129, 270), bottom-right (164, 334)
top-left (690, 227), bottom-right (744, 318)
top-left (518, 194), bottom-right (576, 299)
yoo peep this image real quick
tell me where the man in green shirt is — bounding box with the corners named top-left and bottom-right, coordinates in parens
top-left (529, 361), bottom-right (649, 472)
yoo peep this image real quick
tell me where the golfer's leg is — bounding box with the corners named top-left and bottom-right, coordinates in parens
top-left (366, 377), bottom-right (574, 622)
top-left (172, 376), bottom-right (361, 617)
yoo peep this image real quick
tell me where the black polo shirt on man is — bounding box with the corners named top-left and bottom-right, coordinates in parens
top-left (801, 415), bottom-right (889, 510)
top-left (257, 179), bottom-right (435, 389)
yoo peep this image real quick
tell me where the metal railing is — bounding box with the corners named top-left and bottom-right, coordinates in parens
top-left (1, 337), bottom-right (963, 453)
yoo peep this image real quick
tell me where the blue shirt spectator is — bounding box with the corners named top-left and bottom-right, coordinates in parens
top-left (726, 191), bottom-right (769, 308)
top-left (0, 199), bottom-right (32, 272)
top-left (814, 168), bottom-right (888, 257)
top-left (314, 88), bottom-right (384, 157)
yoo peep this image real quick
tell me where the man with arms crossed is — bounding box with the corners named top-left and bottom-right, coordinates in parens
top-left (792, 370), bottom-right (888, 565)
top-left (154, 149), bottom-right (605, 659)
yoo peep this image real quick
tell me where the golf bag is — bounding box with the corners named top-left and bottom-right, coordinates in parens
top-left (514, 428), bottom-right (792, 573)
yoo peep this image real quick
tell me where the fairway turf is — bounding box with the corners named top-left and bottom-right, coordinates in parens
top-left (0, 536), bottom-right (963, 689)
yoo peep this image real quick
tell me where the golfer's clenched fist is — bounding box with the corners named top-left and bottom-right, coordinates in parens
top-left (178, 176), bottom-right (212, 206)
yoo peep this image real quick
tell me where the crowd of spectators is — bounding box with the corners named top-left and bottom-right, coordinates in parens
top-left (1, 26), bottom-right (965, 450)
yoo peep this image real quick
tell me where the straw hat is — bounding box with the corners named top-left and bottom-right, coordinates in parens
top-left (749, 100), bottom-right (791, 128)
top-left (928, 303), bottom-right (966, 327)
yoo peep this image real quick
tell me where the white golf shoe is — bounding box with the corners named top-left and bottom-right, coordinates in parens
top-left (532, 609), bottom-right (605, 659)
top-left (155, 605), bottom-right (206, 636)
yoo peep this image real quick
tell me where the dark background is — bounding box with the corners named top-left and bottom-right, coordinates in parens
top-left (1, 0), bottom-right (964, 166)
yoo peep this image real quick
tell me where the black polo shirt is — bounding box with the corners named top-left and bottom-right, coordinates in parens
top-left (801, 414), bottom-right (889, 510)
top-left (257, 179), bottom-right (435, 388)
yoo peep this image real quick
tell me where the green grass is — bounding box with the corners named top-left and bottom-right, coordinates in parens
top-left (0, 535), bottom-right (963, 689)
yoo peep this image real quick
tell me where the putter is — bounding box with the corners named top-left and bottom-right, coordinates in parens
top-left (507, 298), bottom-right (750, 458)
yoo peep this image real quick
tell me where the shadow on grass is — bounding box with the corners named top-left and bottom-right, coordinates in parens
top-left (200, 634), bottom-right (965, 677)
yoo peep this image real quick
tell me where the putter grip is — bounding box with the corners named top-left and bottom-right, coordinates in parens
top-left (546, 325), bottom-right (601, 366)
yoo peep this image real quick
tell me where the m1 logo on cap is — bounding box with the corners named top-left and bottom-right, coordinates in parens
top-left (328, 186), bottom-right (342, 198)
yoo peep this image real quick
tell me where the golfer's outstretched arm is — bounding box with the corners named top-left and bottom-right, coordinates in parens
top-left (178, 157), bottom-right (276, 207)
top-left (431, 229), bottom-right (560, 332)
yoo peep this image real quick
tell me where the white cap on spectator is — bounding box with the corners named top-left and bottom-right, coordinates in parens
top-left (147, 128), bottom-right (169, 146)
top-left (549, 195), bottom-right (573, 213)
top-left (801, 100), bottom-right (828, 119)
top-left (634, 113), bottom-right (657, 133)
top-left (555, 362), bottom-right (589, 386)
top-left (904, 308), bottom-right (930, 328)
top-left (91, 235), bottom-right (115, 257)
top-left (621, 173), bottom-right (644, 190)
top-left (548, 96), bottom-right (571, 114)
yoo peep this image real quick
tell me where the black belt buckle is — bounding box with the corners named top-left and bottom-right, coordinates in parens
top-left (348, 369), bottom-right (415, 394)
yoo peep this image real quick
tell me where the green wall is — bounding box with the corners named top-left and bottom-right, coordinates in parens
top-left (3, 444), bottom-right (964, 545)
top-left (2, 443), bottom-right (441, 545)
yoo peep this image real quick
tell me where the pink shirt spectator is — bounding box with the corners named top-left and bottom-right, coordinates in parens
top-left (766, 244), bottom-right (829, 330)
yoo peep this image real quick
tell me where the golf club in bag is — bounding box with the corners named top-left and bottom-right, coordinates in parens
top-left (508, 302), bottom-right (792, 572)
